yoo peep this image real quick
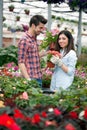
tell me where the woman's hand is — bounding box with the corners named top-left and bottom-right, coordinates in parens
top-left (50, 55), bottom-right (63, 67)
top-left (48, 50), bottom-right (62, 58)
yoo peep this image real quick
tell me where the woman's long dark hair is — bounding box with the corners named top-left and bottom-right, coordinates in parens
top-left (55, 30), bottom-right (75, 56)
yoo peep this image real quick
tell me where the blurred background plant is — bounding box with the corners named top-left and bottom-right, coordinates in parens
top-left (68, 0), bottom-right (87, 12)
top-left (40, 29), bottom-right (59, 50)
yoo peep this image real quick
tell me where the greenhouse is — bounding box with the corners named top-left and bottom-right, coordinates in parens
top-left (0, 0), bottom-right (87, 130)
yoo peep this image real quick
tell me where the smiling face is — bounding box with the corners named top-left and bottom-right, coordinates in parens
top-left (34, 22), bottom-right (45, 36)
top-left (58, 34), bottom-right (69, 49)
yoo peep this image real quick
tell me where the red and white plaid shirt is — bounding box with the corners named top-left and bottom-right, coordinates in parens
top-left (18, 32), bottom-right (42, 79)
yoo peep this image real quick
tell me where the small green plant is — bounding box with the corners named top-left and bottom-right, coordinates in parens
top-left (24, 9), bottom-right (30, 15)
top-left (16, 16), bottom-right (20, 21)
top-left (8, 4), bottom-right (15, 12)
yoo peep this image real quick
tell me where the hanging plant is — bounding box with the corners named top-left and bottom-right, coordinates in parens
top-left (24, 9), bottom-right (30, 15)
top-left (8, 4), bottom-right (15, 12)
top-left (68, 0), bottom-right (87, 12)
top-left (16, 16), bottom-right (20, 21)
top-left (42, 0), bottom-right (65, 4)
top-left (21, 0), bottom-right (25, 3)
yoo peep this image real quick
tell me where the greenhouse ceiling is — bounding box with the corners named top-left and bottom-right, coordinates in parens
top-left (3, 0), bottom-right (87, 26)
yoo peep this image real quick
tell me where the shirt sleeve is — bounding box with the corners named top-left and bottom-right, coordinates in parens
top-left (18, 38), bottom-right (28, 64)
top-left (66, 50), bottom-right (77, 76)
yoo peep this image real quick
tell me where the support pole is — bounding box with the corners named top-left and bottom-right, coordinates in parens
top-left (0, 0), bottom-right (3, 47)
top-left (47, 4), bottom-right (51, 31)
top-left (77, 8), bottom-right (82, 57)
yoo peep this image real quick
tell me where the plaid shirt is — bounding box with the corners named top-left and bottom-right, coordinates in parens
top-left (18, 32), bottom-right (42, 79)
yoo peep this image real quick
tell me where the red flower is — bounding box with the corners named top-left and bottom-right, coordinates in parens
top-left (14, 108), bottom-right (25, 119)
top-left (31, 114), bottom-right (41, 124)
top-left (54, 108), bottom-right (61, 116)
top-left (84, 109), bottom-right (87, 119)
top-left (41, 111), bottom-right (47, 118)
top-left (0, 113), bottom-right (20, 130)
top-left (69, 111), bottom-right (78, 119)
top-left (65, 123), bottom-right (76, 130)
top-left (14, 108), bottom-right (31, 122)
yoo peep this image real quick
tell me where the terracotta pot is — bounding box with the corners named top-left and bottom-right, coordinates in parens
top-left (16, 16), bottom-right (20, 21)
top-left (24, 10), bottom-right (30, 15)
top-left (49, 42), bottom-right (55, 50)
top-left (47, 61), bottom-right (55, 68)
top-left (8, 6), bottom-right (14, 12)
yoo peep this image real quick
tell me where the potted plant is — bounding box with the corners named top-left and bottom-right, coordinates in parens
top-left (24, 9), bottom-right (30, 15)
top-left (42, 73), bottom-right (51, 88)
top-left (42, 68), bottom-right (52, 88)
top-left (46, 53), bottom-right (55, 68)
top-left (8, 4), bottom-right (15, 12)
top-left (16, 16), bottom-right (20, 21)
top-left (40, 29), bottom-right (59, 50)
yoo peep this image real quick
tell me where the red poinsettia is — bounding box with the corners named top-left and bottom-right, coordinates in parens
top-left (69, 111), bottom-right (78, 119)
top-left (0, 113), bottom-right (20, 130)
top-left (65, 123), bottom-right (76, 130)
top-left (41, 111), bottom-right (47, 118)
top-left (31, 113), bottom-right (41, 124)
top-left (84, 109), bottom-right (87, 119)
top-left (14, 108), bottom-right (31, 122)
top-left (54, 108), bottom-right (61, 116)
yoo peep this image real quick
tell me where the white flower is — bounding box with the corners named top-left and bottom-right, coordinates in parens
top-left (79, 110), bottom-right (84, 120)
top-left (48, 108), bottom-right (54, 112)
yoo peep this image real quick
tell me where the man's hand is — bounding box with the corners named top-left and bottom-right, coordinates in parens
top-left (50, 55), bottom-right (63, 67)
top-left (27, 78), bottom-right (31, 81)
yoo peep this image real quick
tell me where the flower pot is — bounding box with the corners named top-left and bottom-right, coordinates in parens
top-left (47, 61), bottom-right (55, 68)
top-left (24, 10), bottom-right (30, 15)
top-left (8, 5), bottom-right (14, 12)
top-left (42, 83), bottom-right (50, 88)
top-left (49, 42), bottom-right (55, 50)
top-left (16, 16), bottom-right (20, 21)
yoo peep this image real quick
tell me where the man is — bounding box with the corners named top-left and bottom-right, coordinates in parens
top-left (18, 15), bottom-right (48, 87)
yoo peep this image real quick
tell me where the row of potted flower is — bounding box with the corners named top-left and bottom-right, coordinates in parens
top-left (8, 4), bottom-right (30, 15)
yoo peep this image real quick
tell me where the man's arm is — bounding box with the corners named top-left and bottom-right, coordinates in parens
top-left (19, 63), bottom-right (30, 79)
top-left (39, 49), bottom-right (49, 57)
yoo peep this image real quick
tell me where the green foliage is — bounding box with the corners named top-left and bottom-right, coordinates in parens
top-left (42, 73), bottom-right (51, 88)
top-left (68, 0), bottom-right (87, 12)
top-left (76, 46), bottom-right (87, 66)
top-left (77, 54), bottom-right (87, 66)
top-left (0, 76), bottom-right (40, 98)
top-left (0, 45), bottom-right (18, 66)
top-left (0, 66), bottom-right (86, 110)
top-left (40, 58), bottom-right (46, 68)
top-left (81, 46), bottom-right (87, 54)
top-left (47, 54), bottom-right (52, 61)
top-left (0, 64), bottom-right (86, 108)
top-left (40, 31), bottom-right (58, 49)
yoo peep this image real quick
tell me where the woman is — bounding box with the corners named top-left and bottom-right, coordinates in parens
top-left (50, 30), bottom-right (77, 92)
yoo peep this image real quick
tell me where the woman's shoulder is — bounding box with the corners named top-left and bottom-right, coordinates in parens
top-left (67, 50), bottom-right (77, 61)
top-left (68, 50), bottom-right (77, 56)
top-left (64, 50), bottom-right (77, 59)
